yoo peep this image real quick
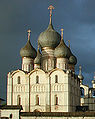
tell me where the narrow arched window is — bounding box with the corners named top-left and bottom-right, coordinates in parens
top-left (55, 95), bottom-right (58, 105)
top-left (36, 75), bottom-right (39, 84)
top-left (80, 87), bottom-right (84, 97)
top-left (17, 95), bottom-right (21, 105)
top-left (18, 76), bottom-right (20, 84)
top-left (92, 90), bottom-right (95, 97)
top-left (55, 75), bottom-right (58, 83)
top-left (36, 95), bottom-right (39, 105)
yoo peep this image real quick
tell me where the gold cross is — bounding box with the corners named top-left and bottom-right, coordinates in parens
top-left (68, 40), bottom-right (70, 48)
top-left (27, 29), bottom-right (31, 40)
top-left (48, 5), bottom-right (54, 24)
top-left (48, 5), bottom-right (54, 16)
top-left (61, 28), bottom-right (64, 40)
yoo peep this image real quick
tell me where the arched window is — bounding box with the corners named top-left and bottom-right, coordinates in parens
top-left (36, 75), bottom-right (39, 84)
top-left (55, 75), bottom-right (58, 83)
top-left (36, 95), bottom-right (39, 105)
top-left (80, 87), bottom-right (84, 97)
top-left (18, 76), bottom-right (20, 84)
top-left (55, 95), bottom-right (58, 105)
top-left (92, 90), bottom-right (95, 97)
top-left (17, 95), bottom-right (21, 105)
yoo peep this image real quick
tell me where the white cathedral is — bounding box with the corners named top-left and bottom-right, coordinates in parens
top-left (7, 5), bottom-right (80, 112)
top-left (1, 5), bottom-right (95, 119)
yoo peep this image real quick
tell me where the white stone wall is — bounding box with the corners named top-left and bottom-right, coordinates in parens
top-left (7, 70), bottom-right (30, 112)
top-left (7, 68), bottom-right (80, 112)
top-left (0, 109), bottom-right (19, 119)
top-left (56, 58), bottom-right (68, 70)
top-left (41, 48), bottom-right (55, 72)
top-left (29, 69), bottom-right (47, 112)
top-left (22, 57), bottom-right (34, 72)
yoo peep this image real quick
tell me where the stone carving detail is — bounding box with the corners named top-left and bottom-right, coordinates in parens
top-left (52, 84), bottom-right (64, 91)
top-left (30, 85), bottom-right (45, 92)
top-left (14, 85), bottom-right (25, 92)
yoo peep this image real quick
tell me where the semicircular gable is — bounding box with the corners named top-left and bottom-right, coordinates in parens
top-left (29, 68), bottom-right (45, 76)
top-left (11, 69), bottom-right (26, 76)
top-left (11, 70), bottom-right (27, 85)
top-left (49, 68), bottom-right (66, 76)
top-left (49, 68), bottom-right (66, 84)
top-left (29, 69), bottom-right (46, 84)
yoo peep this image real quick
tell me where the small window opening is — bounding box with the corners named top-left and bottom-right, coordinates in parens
top-left (55, 75), bottom-right (58, 83)
top-left (36, 75), bottom-right (39, 84)
top-left (18, 76), bottom-right (20, 84)
top-left (36, 95), bottom-right (39, 105)
top-left (17, 95), bottom-right (21, 105)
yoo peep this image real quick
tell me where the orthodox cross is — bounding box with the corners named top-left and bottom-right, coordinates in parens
top-left (27, 29), bottom-right (31, 40)
top-left (68, 40), bottom-right (70, 48)
top-left (48, 5), bottom-right (54, 24)
top-left (61, 28), bottom-right (64, 40)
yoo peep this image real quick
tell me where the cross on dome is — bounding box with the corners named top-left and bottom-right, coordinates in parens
top-left (61, 28), bottom-right (64, 40)
top-left (48, 5), bottom-right (54, 24)
top-left (27, 29), bottom-right (31, 41)
top-left (68, 40), bottom-right (70, 48)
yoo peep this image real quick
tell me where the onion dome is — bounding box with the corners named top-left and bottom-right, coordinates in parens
top-left (69, 55), bottom-right (77, 65)
top-left (67, 40), bottom-right (77, 65)
top-left (20, 30), bottom-right (37, 59)
top-left (78, 65), bottom-right (84, 80)
top-left (54, 29), bottom-right (71, 58)
top-left (38, 5), bottom-right (61, 49)
top-left (34, 46), bottom-right (41, 64)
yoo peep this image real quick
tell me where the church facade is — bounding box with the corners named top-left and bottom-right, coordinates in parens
top-left (1, 5), bottom-right (95, 119)
top-left (7, 5), bottom-right (80, 113)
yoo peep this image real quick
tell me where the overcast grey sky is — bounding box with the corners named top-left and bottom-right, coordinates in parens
top-left (0, 0), bottom-right (95, 100)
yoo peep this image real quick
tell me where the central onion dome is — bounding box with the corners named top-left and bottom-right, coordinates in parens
top-left (20, 30), bottom-right (37, 59)
top-left (38, 5), bottom-right (61, 49)
top-left (54, 29), bottom-right (71, 58)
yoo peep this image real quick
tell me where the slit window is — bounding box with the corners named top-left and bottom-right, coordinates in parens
top-left (17, 95), bottom-right (21, 105)
top-left (18, 76), bottom-right (20, 84)
top-left (36, 95), bottom-right (39, 105)
top-left (36, 75), bottom-right (39, 84)
top-left (80, 87), bottom-right (84, 97)
top-left (55, 75), bottom-right (58, 83)
top-left (55, 95), bottom-right (58, 105)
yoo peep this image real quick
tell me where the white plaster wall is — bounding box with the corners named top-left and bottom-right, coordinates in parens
top-left (41, 48), bottom-right (55, 72)
top-left (0, 109), bottom-right (19, 119)
top-left (7, 68), bottom-right (80, 113)
top-left (11, 70), bottom-right (29, 112)
top-left (50, 70), bottom-right (70, 112)
top-left (56, 58), bottom-right (68, 70)
top-left (22, 57), bottom-right (34, 72)
top-left (29, 69), bottom-right (47, 112)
